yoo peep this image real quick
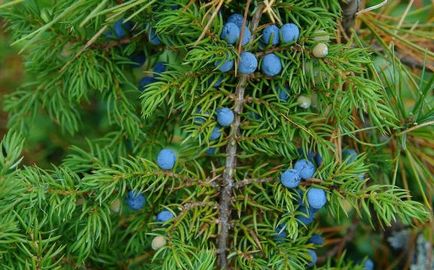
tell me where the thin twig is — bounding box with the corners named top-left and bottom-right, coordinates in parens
top-left (370, 43), bottom-right (432, 71)
top-left (194, 0), bottom-right (223, 46)
top-left (356, 0), bottom-right (389, 15)
top-left (234, 165), bottom-right (285, 189)
top-left (397, 121), bottom-right (434, 136)
top-left (318, 220), bottom-right (359, 263)
top-left (217, 3), bottom-right (264, 269)
top-left (181, 201), bottom-right (217, 211)
top-left (234, 177), bottom-right (274, 189)
top-left (60, 25), bottom-right (108, 73)
top-left (255, 43), bottom-right (303, 57)
top-left (236, 0), bottom-right (252, 55)
top-left (171, 174), bottom-right (220, 191)
top-left (263, 0), bottom-right (281, 25)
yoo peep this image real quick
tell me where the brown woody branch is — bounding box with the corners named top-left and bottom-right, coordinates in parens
top-left (217, 2), bottom-right (264, 269)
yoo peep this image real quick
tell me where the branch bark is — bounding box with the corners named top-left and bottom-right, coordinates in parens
top-left (340, 0), bottom-right (360, 36)
top-left (217, 76), bottom-right (246, 269)
top-left (217, 3), bottom-right (264, 269)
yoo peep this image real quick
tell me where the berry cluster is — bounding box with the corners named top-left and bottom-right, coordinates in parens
top-left (279, 150), bottom-right (328, 220)
top-left (260, 23), bottom-right (299, 76)
top-left (124, 191), bottom-right (175, 251)
top-left (221, 14), bottom-right (251, 46)
top-left (274, 146), bottom-right (371, 267)
top-left (280, 159), bottom-right (316, 188)
top-left (275, 148), bottom-right (328, 267)
top-left (216, 14), bottom-right (301, 78)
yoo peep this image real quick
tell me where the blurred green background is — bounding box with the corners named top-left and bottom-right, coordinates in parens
top-left (0, 20), bottom-right (22, 135)
top-left (1, 20), bottom-right (70, 167)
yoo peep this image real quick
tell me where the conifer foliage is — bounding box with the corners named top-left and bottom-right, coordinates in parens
top-left (0, 0), bottom-right (432, 269)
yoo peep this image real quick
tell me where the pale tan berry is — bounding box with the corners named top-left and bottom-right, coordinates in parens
top-left (152, 236), bottom-right (167, 250)
top-left (312, 43), bottom-right (328, 58)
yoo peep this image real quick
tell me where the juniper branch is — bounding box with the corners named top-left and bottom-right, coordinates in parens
top-left (217, 68), bottom-right (247, 270)
top-left (217, 3), bottom-right (263, 268)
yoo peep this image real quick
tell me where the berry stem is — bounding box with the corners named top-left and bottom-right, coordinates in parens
top-left (217, 4), bottom-right (264, 269)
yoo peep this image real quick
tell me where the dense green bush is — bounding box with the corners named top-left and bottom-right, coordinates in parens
top-left (0, 0), bottom-right (432, 269)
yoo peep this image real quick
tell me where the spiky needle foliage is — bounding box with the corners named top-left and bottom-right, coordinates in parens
top-left (0, 0), bottom-right (432, 269)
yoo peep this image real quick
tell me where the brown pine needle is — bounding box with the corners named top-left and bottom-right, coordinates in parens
top-left (194, 0), bottom-right (224, 46)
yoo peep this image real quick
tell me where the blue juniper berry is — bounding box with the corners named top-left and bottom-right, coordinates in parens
top-left (221, 22), bottom-right (240, 44)
top-left (210, 126), bottom-right (222, 140)
top-left (153, 62), bottom-right (166, 75)
top-left (106, 19), bottom-right (133, 39)
top-left (278, 88), bottom-right (289, 102)
top-left (296, 205), bottom-right (317, 225)
top-left (130, 53), bottom-right (146, 68)
top-left (294, 159), bottom-right (316, 179)
top-left (157, 148), bottom-right (177, 170)
top-left (280, 23), bottom-right (300, 44)
top-left (307, 249), bottom-right (317, 267)
top-left (238, 51), bottom-right (258, 74)
top-left (148, 28), bottom-right (161, 45)
top-left (138, 76), bottom-right (156, 91)
top-left (126, 191), bottom-right (146, 210)
top-left (227, 13), bottom-right (244, 28)
top-left (364, 258), bottom-right (374, 270)
top-left (215, 59), bottom-right (234, 73)
top-left (280, 169), bottom-right (301, 188)
top-left (261, 53), bottom-right (282, 77)
top-left (342, 148), bottom-right (358, 163)
top-left (307, 187), bottom-right (327, 209)
top-left (240, 26), bottom-right (251, 46)
top-left (308, 234), bottom-right (324, 245)
top-left (275, 224), bottom-right (287, 242)
top-left (156, 210), bottom-right (174, 222)
top-left (262, 24), bottom-right (280, 45)
top-left (216, 107), bottom-right (234, 127)
top-left (208, 75), bottom-right (224, 88)
top-left (206, 147), bottom-right (217, 155)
